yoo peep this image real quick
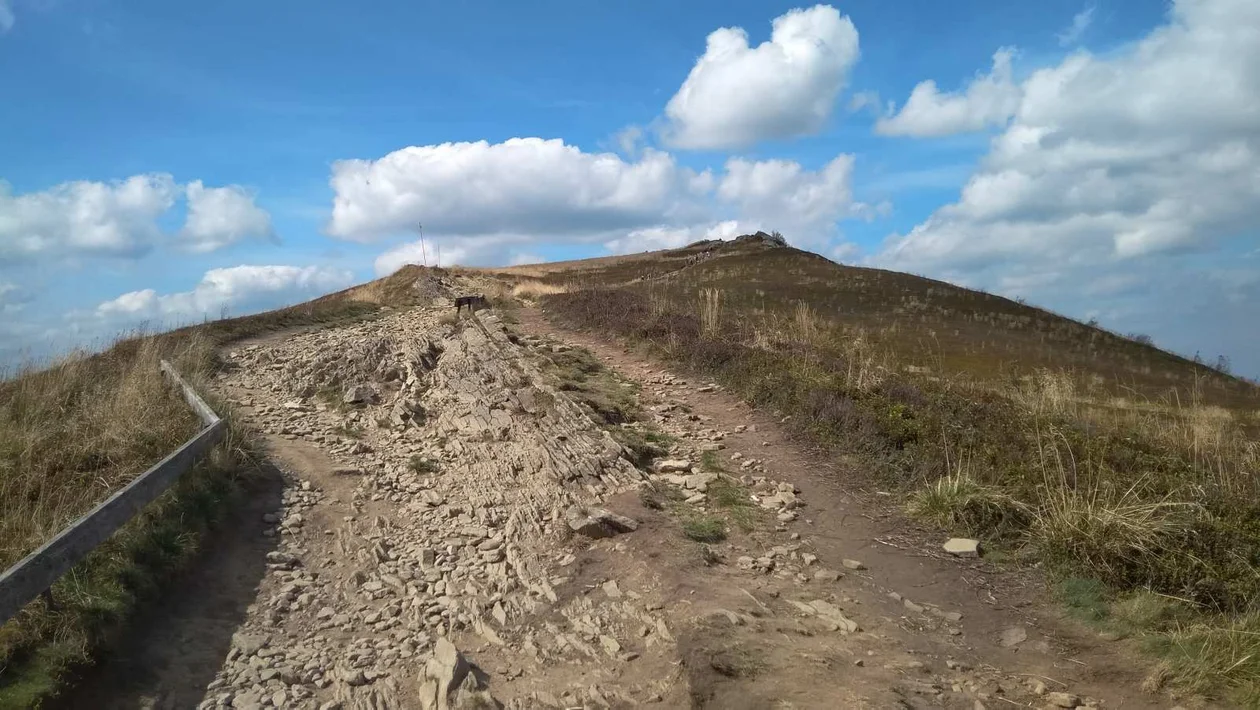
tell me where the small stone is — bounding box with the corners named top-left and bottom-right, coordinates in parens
top-left (343, 384), bottom-right (377, 405)
top-left (943, 538), bottom-right (981, 558)
top-left (903, 599), bottom-right (925, 613)
top-left (813, 569), bottom-right (843, 583)
top-left (841, 559), bottom-right (865, 571)
top-left (1000, 626), bottom-right (1028, 647)
top-left (566, 505), bottom-right (639, 538)
top-left (603, 580), bottom-right (623, 599)
top-left (599, 635), bottom-right (622, 656)
top-left (655, 459), bottom-right (692, 473)
top-left (1045, 692), bottom-right (1081, 708)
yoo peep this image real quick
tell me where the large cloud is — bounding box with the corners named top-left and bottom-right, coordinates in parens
top-left (661, 4), bottom-right (860, 150)
top-left (875, 48), bottom-right (1021, 138)
top-left (0, 174), bottom-right (178, 262)
top-left (718, 154), bottom-right (867, 246)
top-left (0, 174), bottom-right (275, 264)
top-left (94, 265), bottom-right (355, 324)
top-left (875, 0), bottom-right (1260, 375)
top-left (333, 136), bottom-right (869, 264)
top-left (598, 154), bottom-right (866, 256)
top-left (327, 138), bottom-right (706, 243)
top-left (180, 181), bottom-right (276, 253)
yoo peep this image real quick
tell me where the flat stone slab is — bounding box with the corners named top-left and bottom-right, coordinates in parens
top-left (943, 538), bottom-right (981, 557)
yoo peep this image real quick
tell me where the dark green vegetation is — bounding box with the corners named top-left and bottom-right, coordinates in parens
top-left (408, 455), bottom-right (441, 474)
top-left (531, 237), bottom-right (1260, 702)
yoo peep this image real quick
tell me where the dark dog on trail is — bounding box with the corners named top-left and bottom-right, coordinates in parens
top-left (454, 294), bottom-right (488, 315)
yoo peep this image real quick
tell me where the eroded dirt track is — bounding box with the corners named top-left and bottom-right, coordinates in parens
top-left (66, 289), bottom-right (1198, 709)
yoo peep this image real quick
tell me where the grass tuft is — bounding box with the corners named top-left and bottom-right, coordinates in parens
top-left (409, 456), bottom-right (440, 474)
top-left (682, 515), bottom-right (727, 543)
top-left (907, 471), bottom-right (1030, 538)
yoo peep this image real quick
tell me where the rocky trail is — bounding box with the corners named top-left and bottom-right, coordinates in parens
top-left (61, 276), bottom-right (1198, 710)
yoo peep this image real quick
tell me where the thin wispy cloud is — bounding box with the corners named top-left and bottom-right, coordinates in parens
top-left (1057, 4), bottom-right (1095, 46)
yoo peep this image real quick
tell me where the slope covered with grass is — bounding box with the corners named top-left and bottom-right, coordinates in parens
top-left (535, 238), bottom-right (1260, 703)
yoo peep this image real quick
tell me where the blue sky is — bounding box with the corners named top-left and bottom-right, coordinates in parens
top-left (2, 0), bottom-right (1258, 378)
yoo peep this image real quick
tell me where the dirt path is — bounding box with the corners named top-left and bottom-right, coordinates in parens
top-left (62, 283), bottom-right (1202, 710)
top-left (515, 306), bottom-right (1194, 710)
top-left (48, 467), bottom-right (285, 710)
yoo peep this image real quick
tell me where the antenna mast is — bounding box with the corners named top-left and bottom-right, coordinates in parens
top-left (418, 222), bottom-right (428, 266)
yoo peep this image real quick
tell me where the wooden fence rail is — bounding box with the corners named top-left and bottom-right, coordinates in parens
top-left (0, 360), bottom-right (225, 625)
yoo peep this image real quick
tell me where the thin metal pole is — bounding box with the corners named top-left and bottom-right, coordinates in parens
top-left (418, 223), bottom-right (428, 266)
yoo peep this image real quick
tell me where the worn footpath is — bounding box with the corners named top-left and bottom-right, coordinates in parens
top-left (76, 278), bottom-right (1202, 709)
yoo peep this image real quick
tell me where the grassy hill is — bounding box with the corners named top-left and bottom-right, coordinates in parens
top-left (503, 236), bottom-right (1257, 411)
top-left (2, 236), bottom-right (1258, 704)
top-left (498, 235), bottom-right (1260, 703)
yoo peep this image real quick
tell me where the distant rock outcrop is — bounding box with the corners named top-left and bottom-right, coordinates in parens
top-left (734, 231), bottom-right (787, 247)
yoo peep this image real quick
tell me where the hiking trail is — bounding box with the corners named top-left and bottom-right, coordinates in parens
top-left (62, 279), bottom-right (1202, 709)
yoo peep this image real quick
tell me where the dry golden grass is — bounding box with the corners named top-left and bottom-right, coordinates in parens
top-left (0, 330), bottom-right (261, 707)
top-left (510, 280), bottom-right (568, 299)
top-left (699, 288), bottom-right (721, 337)
top-left (0, 336), bottom-right (202, 568)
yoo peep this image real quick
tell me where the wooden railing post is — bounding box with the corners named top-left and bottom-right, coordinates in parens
top-left (0, 361), bottom-right (225, 625)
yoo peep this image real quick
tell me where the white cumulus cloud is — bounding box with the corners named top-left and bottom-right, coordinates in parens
top-left (94, 265), bottom-right (355, 323)
top-left (333, 138), bottom-right (871, 273)
top-left (180, 181), bottom-right (276, 253)
top-left (328, 138), bottom-right (706, 243)
top-left (0, 174), bottom-right (276, 264)
top-left (875, 48), bottom-right (1021, 138)
top-left (718, 154), bottom-right (862, 246)
top-left (661, 4), bottom-right (860, 150)
top-left (0, 174), bottom-right (179, 263)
